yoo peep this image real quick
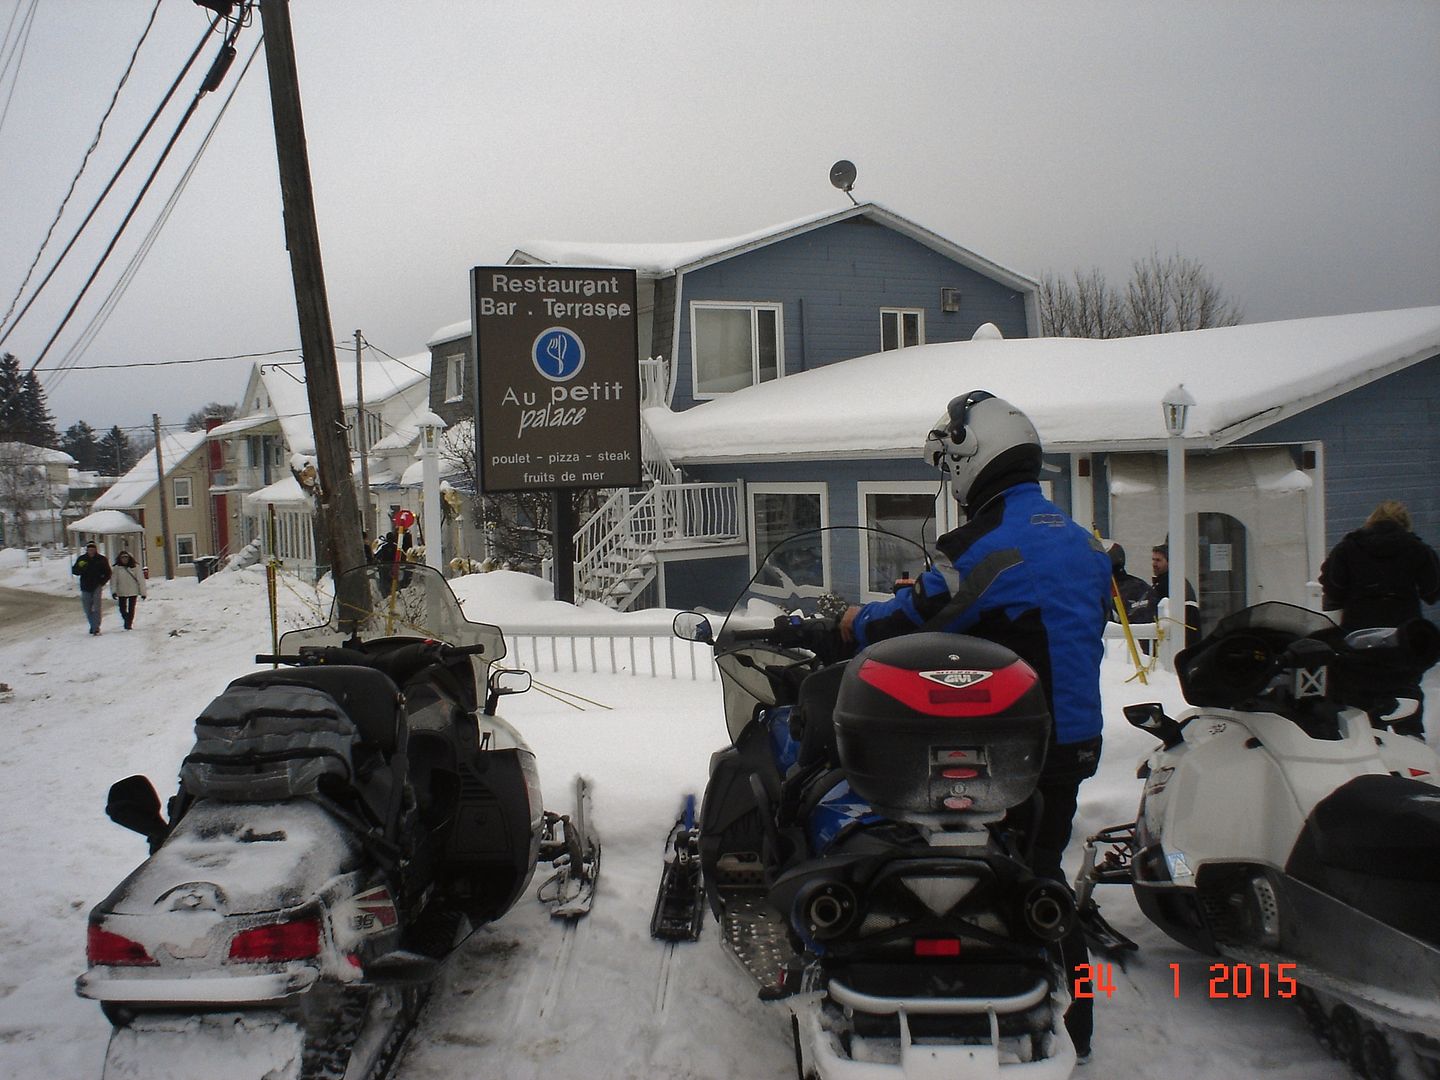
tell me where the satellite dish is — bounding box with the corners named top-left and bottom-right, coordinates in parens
top-left (829, 160), bottom-right (857, 193)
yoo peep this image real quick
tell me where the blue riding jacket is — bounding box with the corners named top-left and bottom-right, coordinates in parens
top-left (851, 481), bottom-right (1112, 745)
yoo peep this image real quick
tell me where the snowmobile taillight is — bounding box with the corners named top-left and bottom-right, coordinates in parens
top-left (856, 658), bottom-right (1037, 717)
top-left (87, 925), bottom-right (158, 967)
top-left (227, 917), bottom-right (321, 962)
top-left (942, 767), bottom-right (979, 779)
top-left (913, 938), bottom-right (961, 958)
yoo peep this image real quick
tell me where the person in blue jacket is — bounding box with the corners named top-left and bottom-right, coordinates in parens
top-left (840, 390), bottom-right (1112, 1060)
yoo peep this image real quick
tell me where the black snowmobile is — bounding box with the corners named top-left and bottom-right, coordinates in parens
top-left (76, 561), bottom-right (598, 1080)
top-left (1076, 602), bottom-right (1440, 1080)
top-left (663, 528), bottom-right (1080, 1080)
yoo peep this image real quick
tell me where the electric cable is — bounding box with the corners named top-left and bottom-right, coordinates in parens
top-left (24, 14), bottom-right (245, 375)
top-left (0, 0), bottom-right (38, 139)
top-left (46, 36), bottom-right (263, 394)
top-left (0, 0), bottom-right (162, 337)
top-left (0, 10), bottom-right (219, 346)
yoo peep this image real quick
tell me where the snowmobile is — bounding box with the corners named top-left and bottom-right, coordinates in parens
top-left (1075, 601), bottom-right (1440, 1080)
top-left (76, 561), bottom-right (598, 1080)
top-left (665, 528), bottom-right (1080, 1079)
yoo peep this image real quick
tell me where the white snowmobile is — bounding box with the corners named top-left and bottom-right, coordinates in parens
top-left (1076, 601), bottom-right (1440, 1080)
top-left (76, 561), bottom-right (598, 1080)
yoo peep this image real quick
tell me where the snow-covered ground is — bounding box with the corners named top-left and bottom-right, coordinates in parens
top-left (0, 549), bottom-right (1393, 1078)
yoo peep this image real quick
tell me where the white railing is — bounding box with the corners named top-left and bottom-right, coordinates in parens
top-left (502, 622), bottom-right (717, 681)
top-left (640, 416), bottom-right (682, 486)
top-left (572, 480), bottom-right (744, 605)
top-left (639, 355), bottom-right (671, 409)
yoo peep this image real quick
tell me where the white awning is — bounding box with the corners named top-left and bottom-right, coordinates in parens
top-left (66, 509), bottom-right (144, 535)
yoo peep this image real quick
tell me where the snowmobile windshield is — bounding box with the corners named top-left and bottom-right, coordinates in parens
top-left (1176, 601), bottom-right (1338, 708)
top-left (710, 526), bottom-right (932, 742)
top-left (278, 562), bottom-right (507, 682)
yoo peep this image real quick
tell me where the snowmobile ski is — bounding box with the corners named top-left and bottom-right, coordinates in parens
top-left (537, 774), bottom-right (600, 919)
top-left (650, 794), bottom-right (705, 941)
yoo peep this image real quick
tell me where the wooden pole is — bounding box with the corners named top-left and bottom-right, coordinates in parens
top-left (258, 0), bottom-right (365, 587)
top-left (152, 413), bottom-right (175, 580)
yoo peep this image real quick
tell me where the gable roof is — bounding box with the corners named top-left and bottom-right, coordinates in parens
top-left (92, 430), bottom-right (207, 510)
top-left (509, 202), bottom-right (1039, 294)
top-left (643, 306), bottom-right (1440, 462)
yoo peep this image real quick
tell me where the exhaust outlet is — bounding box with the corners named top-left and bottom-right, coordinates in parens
top-left (1021, 881), bottom-right (1076, 941)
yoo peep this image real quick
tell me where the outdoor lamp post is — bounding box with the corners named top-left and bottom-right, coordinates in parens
top-left (419, 415), bottom-right (444, 571)
top-left (1161, 384), bottom-right (1196, 668)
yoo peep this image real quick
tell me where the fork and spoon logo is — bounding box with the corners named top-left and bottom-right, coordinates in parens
top-left (532, 327), bottom-right (586, 381)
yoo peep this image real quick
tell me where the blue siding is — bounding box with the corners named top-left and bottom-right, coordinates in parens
top-left (661, 554), bottom-right (750, 612)
top-left (1240, 354), bottom-right (1440, 554)
top-left (671, 218), bottom-right (1031, 410)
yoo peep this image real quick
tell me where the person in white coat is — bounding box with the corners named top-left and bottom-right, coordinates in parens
top-left (110, 550), bottom-right (147, 630)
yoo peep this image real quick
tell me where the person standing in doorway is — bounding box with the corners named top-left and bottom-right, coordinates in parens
top-left (110, 550), bottom-right (147, 630)
top-left (71, 541), bottom-right (112, 635)
top-left (1150, 543), bottom-right (1200, 649)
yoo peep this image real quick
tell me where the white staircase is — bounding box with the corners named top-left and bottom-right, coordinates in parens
top-left (572, 357), bottom-right (744, 609)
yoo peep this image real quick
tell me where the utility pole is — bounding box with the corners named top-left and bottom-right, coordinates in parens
top-left (258, 0), bottom-right (365, 583)
top-left (152, 414), bottom-right (175, 580)
top-left (355, 330), bottom-right (372, 543)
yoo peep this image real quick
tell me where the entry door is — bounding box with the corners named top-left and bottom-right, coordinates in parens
top-left (1197, 512), bottom-right (1247, 636)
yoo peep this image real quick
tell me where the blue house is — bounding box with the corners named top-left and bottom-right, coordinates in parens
top-left (427, 203), bottom-right (1041, 607)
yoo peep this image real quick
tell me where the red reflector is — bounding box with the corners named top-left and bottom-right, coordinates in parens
top-left (87, 925), bottom-right (158, 967)
top-left (914, 938), bottom-right (961, 957)
top-left (1410, 768), bottom-right (1430, 777)
top-left (942, 767), bottom-right (979, 779)
top-left (227, 917), bottom-right (321, 962)
top-left (943, 796), bottom-right (974, 810)
top-left (857, 658), bottom-right (1038, 716)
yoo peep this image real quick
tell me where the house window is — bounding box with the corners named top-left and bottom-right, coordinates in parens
top-left (749, 484), bottom-right (828, 595)
top-left (445, 353), bottom-right (465, 402)
top-left (176, 534), bottom-right (197, 565)
top-left (691, 302), bottom-right (782, 397)
top-left (173, 477), bottom-right (192, 509)
top-left (881, 308), bottom-right (924, 351)
top-left (857, 483), bottom-right (943, 600)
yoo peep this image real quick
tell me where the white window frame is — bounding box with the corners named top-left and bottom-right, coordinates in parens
top-left (856, 481), bottom-right (948, 601)
top-left (172, 476), bottom-right (192, 509)
top-left (880, 308), bottom-right (925, 351)
top-left (445, 353), bottom-right (465, 402)
top-left (748, 482), bottom-right (829, 596)
top-left (690, 301), bottom-right (784, 399)
top-left (175, 533), bottom-right (197, 566)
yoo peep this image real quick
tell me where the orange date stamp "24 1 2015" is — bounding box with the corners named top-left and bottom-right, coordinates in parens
top-left (1074, 962), bottom-right (1300, 1000)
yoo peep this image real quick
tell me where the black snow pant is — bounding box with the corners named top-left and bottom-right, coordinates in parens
top-left (1002, 735), bottom-right (1102, 1054)
top-left (116, 595), bottom-right (137, 628)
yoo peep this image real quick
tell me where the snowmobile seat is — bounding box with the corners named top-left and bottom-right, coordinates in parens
top-left (230, 666), bottom-right (404, 755)
top-left (792, 662), bottom-right (848, 771)
top-left (1287, 773), bottom-right (1440, 947)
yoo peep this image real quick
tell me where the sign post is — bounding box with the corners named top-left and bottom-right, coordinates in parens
top-left (472, 266), bottom-right (641, 601)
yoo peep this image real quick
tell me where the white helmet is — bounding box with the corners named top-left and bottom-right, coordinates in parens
top-left (924, 391), bottom-right (1042, 513)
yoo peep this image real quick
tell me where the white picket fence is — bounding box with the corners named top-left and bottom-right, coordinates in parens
top-left (501, 622), bottom-right (717, 680)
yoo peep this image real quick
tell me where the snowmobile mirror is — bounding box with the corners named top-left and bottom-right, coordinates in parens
top-left (363, 949), bottom-right (440, 987)
top-left (483, 667), bottom-right (532, 715)
top-left (105, 775), bottom-right (169, 845)
top-left (1122, 702), bottom-right (1185, 749)
top-left (672, 611), bottom-right (714, 644)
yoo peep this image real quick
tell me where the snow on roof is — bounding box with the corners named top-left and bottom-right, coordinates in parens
top-left (0, 442), bottom-right (76, 466)
top-left (644, 306), bottom-right (1440, 462)
top-left (219, 355), bottom-right (430, 455)
top-left (67, 509), bottom-right (143, 534)
top-left (508, 203), bottom-right (1039, 290)
top-left (92, 430), bottom-right (206, 511)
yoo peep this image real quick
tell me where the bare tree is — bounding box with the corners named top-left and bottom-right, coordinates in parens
top-left (0, 443), bottom-right (50, 545)
top-left (1041, 251), bottom-right (1243, 338)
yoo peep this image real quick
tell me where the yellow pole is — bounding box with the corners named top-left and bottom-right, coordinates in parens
top-left (1096, 530), bottom-right (1148, 686)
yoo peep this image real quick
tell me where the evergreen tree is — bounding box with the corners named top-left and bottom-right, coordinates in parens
top-left (61, 421), bottom-right (100, 471)
top-left (19, 372), bottom-right (58, 448)
top-left (100, 425), bottom-right (135, 476)
top-left (0, 353), bottom-right (22, 441)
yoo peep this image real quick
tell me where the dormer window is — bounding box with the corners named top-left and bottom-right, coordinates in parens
top-left (691, 302), bottom-right (783, 397)
top-left (445, 353), bottom-right (465, 402)
top-left (881, 308), bottom-right (924, 351)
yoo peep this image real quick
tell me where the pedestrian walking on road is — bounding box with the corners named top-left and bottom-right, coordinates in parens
top-left (71, 542), bottom-right (112, 635)
top-left (111, 550), bottom-right (147, 630)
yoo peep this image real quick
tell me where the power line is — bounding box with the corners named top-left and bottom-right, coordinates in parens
top-left (0, 10), bottom-right (219, 346)
top-left (0, 1), bottom-right (163, 337)
top-left (23, 13), bottom-right (247, 375)
top-left (48, 347), bottom-right (300, 372)
top-left (0, 0), bottom-right (38, 139)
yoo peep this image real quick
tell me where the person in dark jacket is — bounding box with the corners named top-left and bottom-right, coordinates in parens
top-left (840, 391), bottom-right (1111, 1060)
top-left (71, 541), bottom-right (112, 635)
top-left (1150, 543), bottom-right (1200, 648)
top-left (1320, 501), bottom-right (1440, 736)
top-left (1107, 542), bottom-right (1153, 625)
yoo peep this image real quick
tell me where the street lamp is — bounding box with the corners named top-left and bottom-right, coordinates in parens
top-left (1161, 384), bottom-right (1196, 669)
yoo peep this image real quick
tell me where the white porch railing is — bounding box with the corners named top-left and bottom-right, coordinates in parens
top-left (502, 623), bottom-right (717, 680)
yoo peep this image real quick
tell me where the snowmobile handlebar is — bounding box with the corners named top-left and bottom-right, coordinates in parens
top-left (724, 614), bottom-right (848, 664)
top-left (255, 640), bottom-right (488, 668)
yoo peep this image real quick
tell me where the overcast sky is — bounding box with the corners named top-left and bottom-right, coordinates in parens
top-left (1, 0), bottom-right (1436, 436)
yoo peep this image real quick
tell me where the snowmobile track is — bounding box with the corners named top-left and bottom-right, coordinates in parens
top-left (654, 942), bottom-right (678, 1015)
top-left (537, 917), bottom-right (579, 1024)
